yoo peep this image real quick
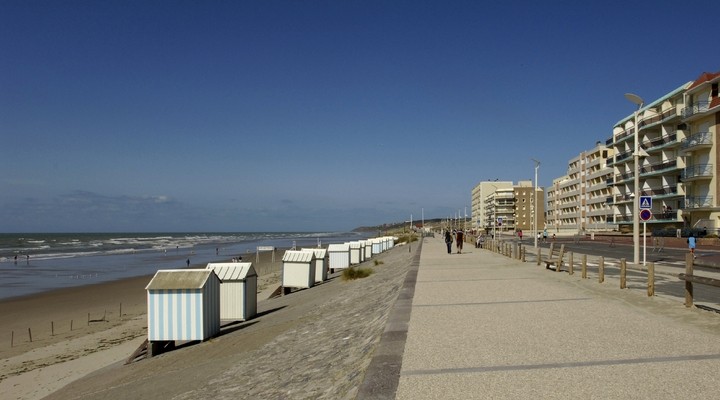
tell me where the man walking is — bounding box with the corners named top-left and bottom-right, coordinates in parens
top-left (456, 229), bottom-right (464, 254)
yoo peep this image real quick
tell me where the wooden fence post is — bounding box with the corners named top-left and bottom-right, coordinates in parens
top-left (537, 248), bottom-right (541, 266)
top-left (598, 256), bottom-right (605, 283)
top-left (685, 253), bottom-right (694, 308)
top-left (582, 254), bottom-right (587, 279)
top-left (568, 252), bottom-right (574, 275)
top-left (647, 262), bottom-right (655, 297)
top-left (620, 258), bottom-right (626, 289)
top-left (28, 327), bottom-right (32, 343)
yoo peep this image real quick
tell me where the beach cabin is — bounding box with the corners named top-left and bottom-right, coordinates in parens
top-left (328, 243), bottom-right (351, 273)
top-left (363, 240), bottom-right (373, 260)
top-left (358, 240), bottom-right (367, 262)
top-left (349, 241), bottom-right (363, 265)
top-left (206, 262), bottom-right (257, 321)
top-left (371, 238), bottom-right (383, 255)
top-left (301, 248), bottom-right (328, 283)
top-left (282, 250), bottom-right (315, 292)
top-left (146, 269), bottom-right (221, 356)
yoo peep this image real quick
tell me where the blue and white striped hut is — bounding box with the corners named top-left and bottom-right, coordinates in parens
top-left (145, 269), bottom-right (221, 345)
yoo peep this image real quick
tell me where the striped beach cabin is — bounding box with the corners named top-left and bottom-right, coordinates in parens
top-left (146, 269), bottom-right (221, 343)
top-left (301, 247), bottom-right (328, 283)
top-left (206, 262), bottom-right (257, 321)
top-left (362, 240), bottom-right (372, 260)
top-left (349, 241), bottom-right (363, 265)
top-left (328, 243), bottom-right (351, 272)
top-left (282, 250), bottom-right (315, 290)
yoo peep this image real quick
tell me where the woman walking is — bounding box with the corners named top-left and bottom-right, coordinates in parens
top-left (444, 230), bottom-right (453, 254)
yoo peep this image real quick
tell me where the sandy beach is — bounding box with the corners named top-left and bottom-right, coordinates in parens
top-left (0, 250), bottom-right (287, 400)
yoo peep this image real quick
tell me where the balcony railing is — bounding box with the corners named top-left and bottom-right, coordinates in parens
top-left (680, 131), bottom-right (712, 151)
top-left (682, 101), bottom-right (710, 118)
top-left (615, 150), bottom-right (632, 163)
top-left (685, 196), bottom-right (714, 209)
top-left (614, 172), bottom-right (634, 183)
top-left (640, 159), bottom-right (677, 175)
top-left (641, 132), bottom-right (677, 152)
top-left (643, 185), bottom-right (678, 197)
top-left (683, 164), bottom-right (713, 180)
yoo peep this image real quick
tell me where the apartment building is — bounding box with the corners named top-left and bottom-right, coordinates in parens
top-left (471, 181), bottom-right (512, 229)
top-left (546, 142), bottom-right (615, 234)
top-left (479, 181), bottom-right (545, 234)
top-left (680, 71), bottom-right (720, 231)
top-left (609, 82), bottom-right (690, 232)
top-left (513, 181), bottom-right (545, 232)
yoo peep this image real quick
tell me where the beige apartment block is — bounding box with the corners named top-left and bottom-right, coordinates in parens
top-left (546, 142), bottom-right (614, 234)
top-left (477, 181), bottom-right (544, 235)
top-left (679, 71), bottom-right (720, 233)
top-left (471, 181), bottom-right (512, 230)
top-left (610, 81), bottom-right (691, 233)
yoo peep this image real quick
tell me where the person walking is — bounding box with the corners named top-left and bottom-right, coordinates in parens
top-left (688, 233), bottom-right (697, 259)
top-left (444, 230), bottom-right (453, 254)
top-left (518, 230), bottom-right (523, 242)
top-left (456, 229), bottom-right (464, 254)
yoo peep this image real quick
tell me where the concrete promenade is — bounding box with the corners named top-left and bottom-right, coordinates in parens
top-left (393, 237), bottom-right (720, 399)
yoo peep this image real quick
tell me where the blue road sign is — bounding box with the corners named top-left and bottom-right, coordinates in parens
top-left (640, 209), bottom-right (652, 221)
top-left (639, 196), bottom-right (652, 209)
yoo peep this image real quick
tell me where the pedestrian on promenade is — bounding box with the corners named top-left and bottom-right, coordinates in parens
top-left (543, 229), bottom-right (548, 242)
top-left (476, 233), bottom-right (485, 248)
top-left (518, 230), bottom-right (523, 241)
top-left (444, 230), bottom-right (453, 254)
top-left (688, 234), bottom-right (697, 259)
top-left (456, 229), bottom-right (464, 254)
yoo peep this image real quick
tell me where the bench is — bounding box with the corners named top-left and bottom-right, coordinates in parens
top-left (544, 243), bottom-right (565, 271)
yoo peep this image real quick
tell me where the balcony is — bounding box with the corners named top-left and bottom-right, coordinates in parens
top-left (685, 196), bottom-right (714, 209)
top-left (643, 185), bottom-right (680, 199)
top-left (614, 172), bottom-right (634, 184)
top-left (615, 150), bottom-right (632, 163)
top-left (640, 159), bottom-right (678, 177)
top-left (682, 164), bottom-right (713, 181)
top-left (638, 107), bottom-right (679, 129)
top-left (680, 131), bottom-right (712, 153)
top-left (682, 101), bottom-right (710, 119)
top-left (641, 132), bottom-right (678, 153)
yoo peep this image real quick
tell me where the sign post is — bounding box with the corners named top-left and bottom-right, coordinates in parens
top-left (640, 208), bottom-right (652, 266)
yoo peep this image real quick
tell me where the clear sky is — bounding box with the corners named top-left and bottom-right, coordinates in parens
top-left (1, 0), bottom-right (718, 233)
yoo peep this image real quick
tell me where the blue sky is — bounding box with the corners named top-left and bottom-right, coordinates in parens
top-left (1, 0), bottom-right (718, 232)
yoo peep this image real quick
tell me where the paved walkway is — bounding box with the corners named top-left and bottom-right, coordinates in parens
top-left (392, 237), bottom-right (720, 399)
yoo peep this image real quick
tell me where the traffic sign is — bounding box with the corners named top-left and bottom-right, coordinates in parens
top-left (639, 196), bottom-right (652, 209)
top-left (640, 209), bottom-right (652, 221)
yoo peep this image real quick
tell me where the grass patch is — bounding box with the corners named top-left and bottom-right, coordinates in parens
top-left (373, 259), bottom-right (384, 266)
top-left (342, 266), bottom-right (374, 281)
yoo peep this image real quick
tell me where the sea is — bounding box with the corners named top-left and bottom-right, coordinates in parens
top-left (0, 231), bottom-right (372, 301)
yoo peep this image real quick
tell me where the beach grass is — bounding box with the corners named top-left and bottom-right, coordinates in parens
top-left (341, 266), bottom-right (374, 280)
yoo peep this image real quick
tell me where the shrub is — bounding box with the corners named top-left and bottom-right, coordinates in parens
top-left (374, 259), bottom-right (384, 266)
top-left (342, 267), bottom-right (374, 281)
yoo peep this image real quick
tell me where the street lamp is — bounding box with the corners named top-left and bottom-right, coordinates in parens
top-left (625, 93), bottom-right (644, 265)
top-left (532, 158), bottom-right (541, 249)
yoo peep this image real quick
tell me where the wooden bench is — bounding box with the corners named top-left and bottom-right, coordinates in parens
top-left (544, 243), bottom-right (565, 271)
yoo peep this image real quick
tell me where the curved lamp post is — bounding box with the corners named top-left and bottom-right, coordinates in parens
top-left (625, 92), bottom-right (644, 265)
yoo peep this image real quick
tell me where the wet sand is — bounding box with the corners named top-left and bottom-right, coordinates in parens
top-left (0, 250), bottom-right (287, 399)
